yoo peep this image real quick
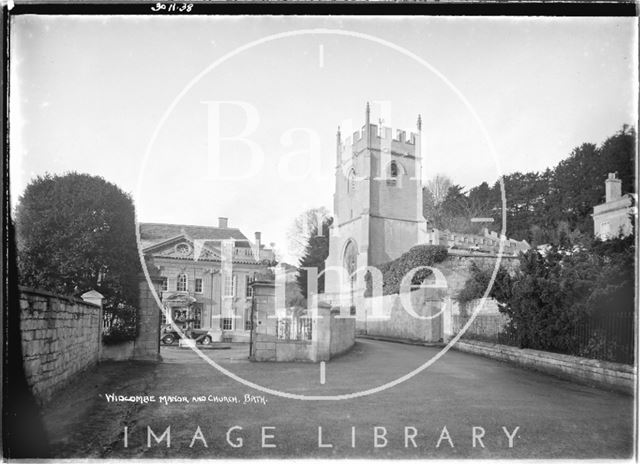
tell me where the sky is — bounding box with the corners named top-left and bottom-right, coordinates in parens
top-left (10, 15), bottom-right (638, 263)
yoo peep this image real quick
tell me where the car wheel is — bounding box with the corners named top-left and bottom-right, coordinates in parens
top-left (161, 334), bottom-right (175, 345)
top-left (201, 335), bottom-right (212, 346)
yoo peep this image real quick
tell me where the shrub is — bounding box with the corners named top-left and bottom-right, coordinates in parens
top-left (365, 245), bottom-right (448, 296)
top-left (102, 305), bottom-right (138, 345)
top-left (455, 234), bottom-right (635, 361)
top-left (456, 262), bottom-right (513, 316)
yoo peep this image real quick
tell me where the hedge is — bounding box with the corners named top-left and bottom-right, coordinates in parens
top-left (365, 245), bottom-right (448, 296)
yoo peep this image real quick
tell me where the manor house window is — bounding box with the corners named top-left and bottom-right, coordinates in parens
top-left (177, 273), bottom-right (187, 292)
top-left (222, 317), bottom-right (233, 330)
top-left (245, 275), bottom-right (253, 297)
top-left (195, 278), bottom-right (203, 293)
top-left (244, 307), bottom-right (252, 330)
top-left (161, 277), bottom-right (168, 291)
top-left (224, 274), bottom-right (237, 297)
top-left (192, 304), bottom-right (202, 329)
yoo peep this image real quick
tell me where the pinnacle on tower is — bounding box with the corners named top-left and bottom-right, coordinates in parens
top-left (365, 101), bottom-right (371, 126)
top-left (336, 125), bottom-right (342, 165)
top-left (417, 114), bottom-right (422, 131)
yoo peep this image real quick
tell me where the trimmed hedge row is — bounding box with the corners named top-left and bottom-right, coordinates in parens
top-left (365, 245), bottom-right (448, 296)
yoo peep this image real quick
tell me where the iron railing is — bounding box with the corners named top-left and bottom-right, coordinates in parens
top-left (276, 316), bottom-right (313, 341)
top-left (571, 312), bottom-right (635, 365)
top-left (452, 313), bottom-right (635, 364)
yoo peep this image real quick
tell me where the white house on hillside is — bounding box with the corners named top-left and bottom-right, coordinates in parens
top-left (593, 173), bottom-right (635, 240)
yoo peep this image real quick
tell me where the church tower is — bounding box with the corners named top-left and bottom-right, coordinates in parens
top-left (324, 103), bottom-right (427, 306)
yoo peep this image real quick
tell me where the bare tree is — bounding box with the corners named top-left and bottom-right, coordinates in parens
top-left (286, 206), bottom-right (331, 263)
top-left (425, 174), bottom-right (453, 205)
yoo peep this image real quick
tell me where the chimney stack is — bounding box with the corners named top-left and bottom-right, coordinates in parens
top-left (254, 232), bottom-right (262, 261)
top-left (218, 217), bottom-right (228, 228)
top-left (605, 173), bottom-right (622, 203)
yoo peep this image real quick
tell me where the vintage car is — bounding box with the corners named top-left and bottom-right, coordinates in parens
top-left (160, 324), bottom-right (222, 346)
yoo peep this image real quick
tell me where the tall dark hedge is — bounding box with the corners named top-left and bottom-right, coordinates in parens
top-left (14, 173), bottom-right (141, 340)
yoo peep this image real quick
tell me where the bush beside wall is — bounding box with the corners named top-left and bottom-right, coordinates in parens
top-left (366, 245), bottom-right (448, 296)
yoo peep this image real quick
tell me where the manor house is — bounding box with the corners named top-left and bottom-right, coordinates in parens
top-left (140, 218), bottom-right (274, 342)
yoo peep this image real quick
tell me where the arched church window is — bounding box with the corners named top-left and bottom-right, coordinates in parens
top-left (387, 161), bottom-right (400, 186)
top-left (343, 240), bottom-right (358, 277)
top-left (390, 161), bottom-right (398, 178)
top-left (348, 169), bottom-right (357, 194)
top-left (343, 240), bottom-right (358, 309)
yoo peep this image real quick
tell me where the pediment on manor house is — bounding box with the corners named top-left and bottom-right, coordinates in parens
top-left (142, 234), bottom-right (221, 261)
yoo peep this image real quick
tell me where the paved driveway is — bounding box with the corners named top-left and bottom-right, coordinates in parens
top-left (42, 339), bottom-right (634, 459)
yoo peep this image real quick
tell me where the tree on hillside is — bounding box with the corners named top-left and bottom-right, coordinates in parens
top-left (598, 125), bottom-right (635, 196)
top-left (15, 173), bottom-right (141, 340)
top-left (499, 170), bottom-right (551, 243)
top-left (549, 126), bottom-right (636, 235)
top-left (423, 125), bottom-right (636, 245)
top-left (433, 184), bottom-right (498, 234)
top-left (467, 181), bottom-right (495, 212)
top-left (548, 143), bottom-right (601, 234)
top-left (438, 184), bottom-right (471, 232)
top-left (296, 217), bottom-right (332, 300)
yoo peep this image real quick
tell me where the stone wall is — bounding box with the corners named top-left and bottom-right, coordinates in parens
top-left (251, 304), bottom-right (355, 362)
top-left (437, 252), bottom-right (521, 292)
top-left (358, 287), bottom-right (443, 342)
top-left (101, 341), bottom-right (135, 361)
top-left (329, 312), bottom-right (355, 357)
top-left (454, 339), bottom-right (635, 394)
top-left (132, 275), bottom-right (162, 361)
top-left (350, 253), bottom-right (521, 344)
top-left (252, 330), bottom-right (315, 362)
top-left (19, 287), bottom-right (102, 404)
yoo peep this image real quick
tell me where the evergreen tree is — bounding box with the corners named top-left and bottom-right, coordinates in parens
top-left (423, 125), bottom-right (636, 245)
top-left (296, 218), bottom-right (332, 300)
top-left (14, 173), bottom-right (141, 338)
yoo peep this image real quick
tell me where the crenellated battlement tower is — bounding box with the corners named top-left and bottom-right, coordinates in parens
top-left (325, 103), bottom-right (428, 305)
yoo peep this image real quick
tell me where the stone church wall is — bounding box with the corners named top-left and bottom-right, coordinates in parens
top-left (358, 287), bottom-right (443, 342)
top-left (357, 254), bottom-right (521, 343)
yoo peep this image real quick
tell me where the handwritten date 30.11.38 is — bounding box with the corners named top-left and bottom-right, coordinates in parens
top-left (151, 3), bottom-right (193, 13)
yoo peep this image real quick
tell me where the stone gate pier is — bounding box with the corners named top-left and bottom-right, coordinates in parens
top-left (249, 279), bottom-right (355, 362)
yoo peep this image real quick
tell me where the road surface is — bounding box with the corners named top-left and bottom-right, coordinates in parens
top-left (41, 338), bottom-right (634, 459)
